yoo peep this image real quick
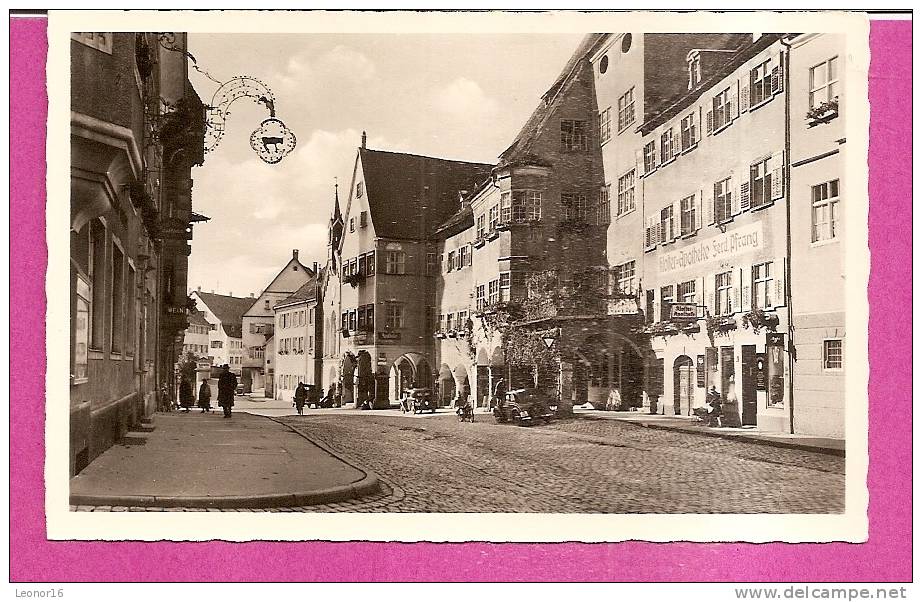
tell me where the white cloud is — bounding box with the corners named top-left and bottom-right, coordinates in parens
top-left (432, 77), bottom-right (499, 119)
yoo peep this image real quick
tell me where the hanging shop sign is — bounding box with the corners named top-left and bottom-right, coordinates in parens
top-left (669, 302), bottom-right (699, 321)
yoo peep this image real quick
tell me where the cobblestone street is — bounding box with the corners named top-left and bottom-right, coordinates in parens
top-left (279, 413), bottom-right (845, 514)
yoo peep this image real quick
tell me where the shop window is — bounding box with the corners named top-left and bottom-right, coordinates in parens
top-left (110, 242), bottom-right (124, 353)
top-left (73, 275), bottom-right (91, 382)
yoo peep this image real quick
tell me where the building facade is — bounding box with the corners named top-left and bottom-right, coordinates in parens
top-left (788, 33), bottom-right (846, 438)
top-left (635, 35), bottom-right (792, 431)
top-left (326, 139), bottom-right (491, 408)
top-left (69, 32), bottom-right (206, 474)
top-left (241, 249), bottom-right (314, 393)
top-left (272, 276), bottom-right (323, 401)
top-left (190, 290), bottom-right (252, 375)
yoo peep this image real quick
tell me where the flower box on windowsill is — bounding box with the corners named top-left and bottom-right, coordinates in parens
top-left (472, 237), bottom-right (486, 249)
top-left (341, 329), bottom-right (351, 338)
top-left (486, 230), bottom-right (500, 241)
top-left (741, 309), bottom-right (779, 333)
top-left (806, 99), bottom-right (839, 128)
top-left (343, 273), bottom-right (363, 287)
top-left (434, 331), bottom-right (447, 339)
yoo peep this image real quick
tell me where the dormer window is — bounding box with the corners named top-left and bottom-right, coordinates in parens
top-left (687, 52), bottom-right (702, 90)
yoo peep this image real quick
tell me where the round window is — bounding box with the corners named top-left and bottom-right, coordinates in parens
top-left (621, 33), bottom-right (633, 53)
top-left (599, 54), bottom-right (609, 74)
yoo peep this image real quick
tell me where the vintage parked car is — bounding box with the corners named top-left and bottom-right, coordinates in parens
top-left (492, 388), bottom-right (555, 425)
top-left (402, 387), bottom-right (436, 414)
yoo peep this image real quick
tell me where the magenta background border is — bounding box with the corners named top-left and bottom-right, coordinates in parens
top-left (10, 19), bottom-right (911, 582)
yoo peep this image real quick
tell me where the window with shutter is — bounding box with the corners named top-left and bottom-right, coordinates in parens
top-left (740, 75), bottom-right (750, 112)
top-left (771, 53), bottom-right (784, 94)
top-left (740, 265), bottom-right (751, 311)
top-left (774, 257), bottom-right (786, 307)
top-left (729, 84), bottom-right (739, 121)
top-left (731, 173), bottom-right (742, 216)
top-left (740, 181), bottom-right (751, 212)
top-left (771, 151), bottom-right (785, 199)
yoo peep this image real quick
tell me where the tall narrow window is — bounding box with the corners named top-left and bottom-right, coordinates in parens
top-left (614, 261), bottom-right (636, 295)
top-left (712, 87), bottom-right (732, 130)
top-left (511, 191), bottom-right (527, 222)
top-left (476, 285), bottom-right (485, 310)
top-left (598, 185), bottom-right (611, 225)
top-left (126, 265), bottom-right (136, 354)
top-left (110, 243), bottom-right (124, 353)
top-left (680, 194), bottom-right (697, 235)
top-left (715, 271), bottom-right (732, 316)
top-left (488, 279), bottom-right (499, 305)
top-left (660, 205), bottom-right (675, 242)
top-left (617, 87), bottom-right (636, 131)
top-left (660, 285), bottom-right (674, 321)
top-left (599, 107), bottom-right (612, 144)
top-left (750, 60), bottom-right (772, 106)
top-left (74, 275), bottom-right (90, 381)
top-left (714, 177), bottom-right (733, 223)
top-left (617, 170), bottom-right (635, 216)
top-left (750, 158), bottom-right (772, 208)
top-left (488, 204), bottom-right (499, 231)
top-left (811, 179), bottom-right (840, 242)
top-left (680, 112), bottom-right (698, 150)
top-left (476, 214), bottom-right (486, 239)
top-left (752, 262), bottom-right (774, 309)
top-left (678, 280), bottom-right (696, 304)
top-left (90, 220), bottom-right (106, 349)
top-left (809, 56), bottom-right (839, 109)
top-left (500, 191), bottom-right (512, 222)
top-left (499, 272), bottom-right (511, 302)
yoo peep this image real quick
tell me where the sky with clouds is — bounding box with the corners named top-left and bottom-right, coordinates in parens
top-left (186, 33), bottom-right (585, 297)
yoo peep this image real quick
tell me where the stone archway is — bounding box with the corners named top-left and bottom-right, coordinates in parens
top-left (341, 352), bottom-right (356, 406)
top-left (673, 355), bottom-right (695, 417)
top-left (438, 363), bottom-right (455, 406)
top-left (452, 364), bottom-right (470, 408)
top-left (356, 350), bottom-right (374, 406)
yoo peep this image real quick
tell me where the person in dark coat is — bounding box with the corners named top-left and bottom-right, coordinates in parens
top-left (217, 365), bottom-right (238, 418)
top-left (178, 377), bottom-right (194, 412)
top-left (197, 379), bottom-right (212, 413)
top-left (293, 382), bottom-right (308, 416)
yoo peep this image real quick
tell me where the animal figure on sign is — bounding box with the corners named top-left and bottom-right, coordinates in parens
top-left (262, 136), bottom-right (284, 151)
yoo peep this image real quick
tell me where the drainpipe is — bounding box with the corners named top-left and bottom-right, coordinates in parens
top-left (780, 36), bottom-right (795, 434)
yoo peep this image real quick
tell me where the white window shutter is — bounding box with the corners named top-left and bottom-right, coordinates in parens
top-left (635, 148), bottom-right (644, 176)
top-left (771, 53), bottom-right (784, 94)
top-left (771, 150), bottom-right (785, 200)
top-left (729, 82), bottom-right (739, 120)
top-left (730, 268), bottom-right (739, 313)
top-left (706, 186), bottom-right (715, 225)
top-left (695, 191), bottom-right (703, 231)
top-left (741, 265), bottom-right (751, 311)
top-left (740, 179), bottom-right (751, 212)
top-left (740, 75), bottom-right (750, 113)
top-left (706, 109), bottom-right (713, 135)
top-left (731, 173), bottom-right (741, 215)
top-left (774, 257), bottom-right (786, 307)
top-left (673, 200), bottom-right (682, 238)
top-left (707, 287), bottom-right (716, 315)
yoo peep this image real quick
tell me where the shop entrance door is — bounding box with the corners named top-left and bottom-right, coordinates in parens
top-left (720, 346), bottom-right (735, 399)
top-left (673, 356), bottom-right (695, 416)
top-left (740, 345), bottom-right (758, 426)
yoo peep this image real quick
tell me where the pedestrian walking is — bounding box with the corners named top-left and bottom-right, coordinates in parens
top-left (293, 382), bottom-right (308, 416)
top-left (178, 377), bottom-right (194, 413)
top-left (217, 364), bottom-right (238, 418)
top-left (197, 379), bottom-right (213, 413)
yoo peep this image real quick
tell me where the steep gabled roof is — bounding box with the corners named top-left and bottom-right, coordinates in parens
top-left (433, 205), bottom-right (474, 240)
top-left (359, 148), bottom-right (492, 240)
top-left (195, 292), bottom-right (253, 339)
top-left (188, 309), bottom-right (210, 328)
top-left (499, 33), bottom-right (605, 166)
top-left (275, 277), bottom-right (319, 309)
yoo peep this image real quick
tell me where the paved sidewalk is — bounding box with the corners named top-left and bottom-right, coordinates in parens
top-left (69, 411), bottom-right (379, 509)
top-left (574, 409), bottom-right (845, 456)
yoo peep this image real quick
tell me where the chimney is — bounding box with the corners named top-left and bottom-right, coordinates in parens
top-left (313, 261), bottom-right (318, 274)
top-left (293, 249), bottom-right (299, 260)
top-left (361, 131), bottom-right (367, 149)
top-left (249, 292), bottom-right (255, 298)
top-left (196, 285), bottom-right (201, 293)
top-left (229, 291), bottom-right (233, 297)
